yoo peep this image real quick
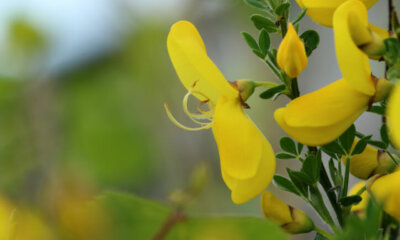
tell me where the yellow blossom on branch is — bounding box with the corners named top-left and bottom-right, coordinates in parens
top-left (165, 21), bottom-right (276, 204)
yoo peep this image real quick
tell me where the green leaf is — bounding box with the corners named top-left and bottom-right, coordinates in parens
top-left (259, 29), bottom-right (271, 56)
top-left (351, 136), bottom-right (371, 155)
top-left (339, 124), bottom-right (355, 154)
top-left (287, 169), bottom-right (310, 195)
top-left (292, 7), bottom-right (307, 25)
top-left (250, 14), bottom-right (277, 32)
top-left (380, 124), bottom-right (389, 145)
top-left (241, 32), bottom-right (260, 51)
top-left (297, 142), bottom-right (304, 155)
top-left (253, 49), bottom-right (266, 58)
top-left (244, 0), bottom-right (270, 10)
top-left (259, 84), bottom-right (286, 99)
top-left (301, 154), bottom-right (321, 184)
top-left (300, 30), bottom-right (319, 56)
top-left (273, 175), bottom-right (299, 195)
top-left (274, 2), bottom-right (290, 16)
top-left (280, 137), bottom-right (297, 154)
top-left (339, 195), bottom-right (362, 207)
top-left (322, 141), bottom-right (344, 156)
top-left (367, 105), bottom-right (385, 115)
top-left (276, 152), bottom-right (296, 159)
top-left (366, 139), bottom-right (387, 149)
top-left (96, 192), bottom-right (289, 240)
top-left (329, 159), bottom-right (342, 186)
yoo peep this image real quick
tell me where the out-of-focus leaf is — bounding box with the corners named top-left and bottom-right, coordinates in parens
top-left (96, 192), bottom-right (288, 240)
top-left (259, 29), bottom-right (271, 56)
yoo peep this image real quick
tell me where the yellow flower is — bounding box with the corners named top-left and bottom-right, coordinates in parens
top-left (341, 140), bottom-right (396, 179)
top-left (274, 78), bottom-right (370, 146)
top-left (277, 23), bottom-right (307, 78)
top-left (274, 0), bottom-right (389, 146)
top-left (368, 169), bottom-right (400, 218)
top-left (295, 0), bottom-right (378, 27)
top-left (261, 192), bottom-right (314, 234)
top-left (387, 83), bottom-right (400, 149)
top-left (165, 21), bottom-right (276, 204)
top-left (349, 181), bottom-right (369, 216)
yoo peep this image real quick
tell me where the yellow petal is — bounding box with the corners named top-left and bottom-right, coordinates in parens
top-left (212, 97), bottom-right (275, 203)
top-left (274, 79), bottom-right (370, 146)
top-left (349, 181), bottom-right (369, 215)
top-left (370, 171), bottom-right (400, 218)
top-left (167, 21), bottom-right (237, 103)
top-left (342, 140), bottom-right (379, 179)
top-left (387, 83), bottom-right (400, 149)
top-left (299, 0), bottom-right (378, 27)
top-left (369, 24), bottom-right (390, 40)
top-left (333, 0), bottom-right (375, 96)
top-left (283, 79), bottom-right (370, 127)
top-left (261, 192), bottom-right (292, 225)
top-left (221, 142), bottom-right (276, 204)
top-left (212, 96), bottom-right (273, 180)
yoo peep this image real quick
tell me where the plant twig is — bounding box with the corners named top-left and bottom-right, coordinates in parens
top-left (153, 210), bottom-right (186, 240)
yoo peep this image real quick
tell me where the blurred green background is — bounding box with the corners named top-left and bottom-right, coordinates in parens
top-left (0, 0), bottom-right (393, 239)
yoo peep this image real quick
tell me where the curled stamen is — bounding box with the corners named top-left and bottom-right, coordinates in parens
top-left (164, 103), bottom-right (213, 131)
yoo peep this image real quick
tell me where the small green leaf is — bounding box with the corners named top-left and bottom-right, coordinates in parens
top-left (300, 30), bottom-right (319, 56)
top-left (322, 141), bottom-right (344, 156)
top-left (367, 105), bottom-right (385, 115)
top-left (253, 49), bottom-right (265, 58)
top-left (339, 124), bottom-right (356, 154)
top-left (339, 195), bottom-right (362, 207)
top-left (329, 158), bottom-right (343, 186)
top-left (276, 152), bottom-right (296, 159)
top-left (273, 175), bottom-right (300, 195)
top-left (301, 154), bottom-right (321, 184)
top-left (292, 7), bottom-right (307, 25)
top-left (259, 84), bottom-right (286, 99)
top-left (241, 32), bottom-right (260, 51)
top-left (297, 142), bottom-right (304, 155)
top-left (280, 137), bottom-right (297, 154)
top-left (287, 169), bottom-right (311, 194)
top-left (250, 14), bottom-right (277, 32)
top-left (274, 2), bottom-right (290, 16)
top-left (351, 136), bottom-right (371, 155)
top-left (380, 124), bottom-right (389, 145)
top-left (244, 0), bottom-right (270, 10)
top-left (259, 29), bottom-right (270, 55)
top-left (366, 139), bottom-right (387, 149)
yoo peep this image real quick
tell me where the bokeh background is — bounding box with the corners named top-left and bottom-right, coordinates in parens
top-left (0, 0), bottom-right (397, 239)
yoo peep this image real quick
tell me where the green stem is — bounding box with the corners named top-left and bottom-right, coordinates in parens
top-left (315, 227), bottom-right (333, 239)
top-left (341, 155), bottom-right (351, 198)
top-left (279, 16), bottom-right (288, 37)
top-left (290, 78), bottom-right (300, 99)
top-left (386, 150), bottom-right (399, 166)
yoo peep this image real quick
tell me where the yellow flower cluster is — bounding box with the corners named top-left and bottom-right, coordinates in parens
top-left (165, 0), bottom-right (400, 223)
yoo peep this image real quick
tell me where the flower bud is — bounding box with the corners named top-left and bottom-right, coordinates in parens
top-left (349, 181), bottom-right (369, 217)
top-left (368, 169), bottom-right (400, 218)
top-left (261, 192), bottom-right (314, 234)
top-left (342, 139), bottom-right (396, 179)
top-left (233, 79), bottom-right (255, 102)
top-left (277, 23), bottom-right (308, 78)
top-left (373, 77), bottom-right (394, 102)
